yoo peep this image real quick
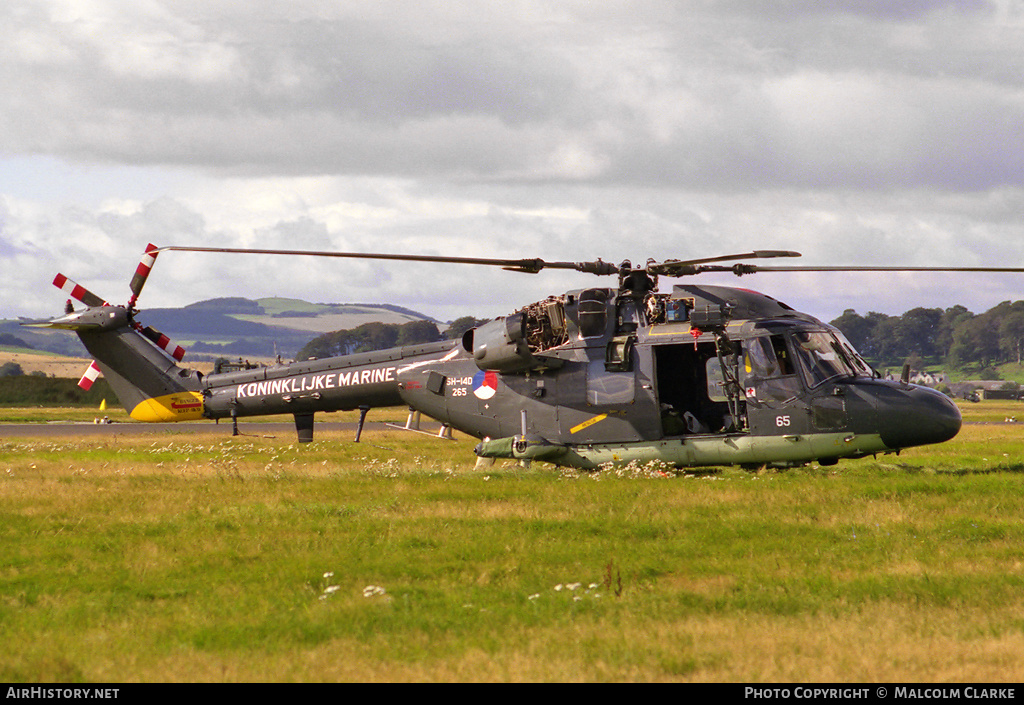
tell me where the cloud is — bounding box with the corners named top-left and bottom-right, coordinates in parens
top-left (9, 180), bottom-right (1023, 325)
top-left (4, 1), bottom-right (1023, 190)
top-left (3, 1), bottom-right (1024, 329)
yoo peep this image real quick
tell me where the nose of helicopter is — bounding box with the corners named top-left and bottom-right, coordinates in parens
top-left (875, 384), bottom-right (962, 450)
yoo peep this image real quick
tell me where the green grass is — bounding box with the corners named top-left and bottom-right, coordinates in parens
top-left (996, 362), bottom-right (1024, 384)
top-left (0, 405), bottom-right (410, 425)
top-left (0, 346), bottom-right (60, 355)
top-left (2, 404), bottom-right (1024, 681)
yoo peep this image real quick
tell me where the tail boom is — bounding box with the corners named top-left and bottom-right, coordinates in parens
top-left (77, 326), bottom-right (204, 421)
top-left (201, 342), bottom-right (457, 420)
top-left (34, 299), bottom-right (462, 436)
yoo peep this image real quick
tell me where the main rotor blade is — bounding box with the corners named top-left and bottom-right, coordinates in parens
top-left (647, 251), bottom-right (802, 277)
top-left (729, 265), bottom-right (1024, 275)
top-left (152, 245), bottom-right (1024, 279)
top-left (668, 250), bottom-right (802, 267)
top-left (155, 246), bottom-right (618, 276)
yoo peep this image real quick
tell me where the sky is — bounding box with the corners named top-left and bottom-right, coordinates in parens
top-left (2, 0), bottom-right (1024, 326)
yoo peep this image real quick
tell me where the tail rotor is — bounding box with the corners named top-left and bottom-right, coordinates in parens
top-left (78, 361), bottom-right (102, 391)
top-left (137, 324), bottom-right (186, 362)
top-left (44, 243), bottom-right (188, 389)
top-left (52, 274), bottom-right (108, 309)
top-left (128, 242), bottom-right (159, 309)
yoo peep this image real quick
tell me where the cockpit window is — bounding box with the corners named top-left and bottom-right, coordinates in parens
top-left (743, 335), bottom-right (795, 381)
top-left (791, 330), bottom-right (869, 388)
top-left (744, 336), bottom-right (780, 379)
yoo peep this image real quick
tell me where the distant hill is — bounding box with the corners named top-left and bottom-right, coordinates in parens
top-left (2, 297), bottom-right (439, 361)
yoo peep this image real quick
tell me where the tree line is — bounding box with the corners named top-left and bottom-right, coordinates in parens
top-left (295, 305), bottom-right (1024, 372)
top-left (830, 300), bottom-right (1024, 370)
top-left (295, 316), bottom-right (487, 361)
top-left (0, 375), bottom-right (115, 406)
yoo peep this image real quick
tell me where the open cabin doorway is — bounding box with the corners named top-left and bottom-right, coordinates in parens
top-left (654, 342), bottom-right (744, 436)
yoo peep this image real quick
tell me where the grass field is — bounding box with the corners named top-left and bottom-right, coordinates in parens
top-left (2, 402), bottom-right (1024, 682)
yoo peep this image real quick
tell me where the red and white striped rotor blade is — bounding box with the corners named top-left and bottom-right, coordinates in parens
top-left (129, 243), bottom-right (159, 307)
top-left (139, 325), bottom-right (186, 361)
top-left (78, 361), bottom-right (102, 391)
top-left (53, 274), bottom-right (107, 308)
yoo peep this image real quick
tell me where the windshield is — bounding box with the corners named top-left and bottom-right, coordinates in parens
top-left (831, 330), bottom-right (874, 377)
top-left (791, 330), bottom-right (870, 388)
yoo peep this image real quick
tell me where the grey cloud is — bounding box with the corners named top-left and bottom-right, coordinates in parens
top-left (5, 1), bottom-right (1024, 324)
top-left (3, 1), bottom-right (1023, 193)
top-left (711, 0), bottom-right (994, 21)
top-left (96, 198), bottom-right (206, 243)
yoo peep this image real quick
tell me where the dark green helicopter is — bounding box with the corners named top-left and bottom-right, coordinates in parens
top-left (29, 244), bottom-right (1015, 470)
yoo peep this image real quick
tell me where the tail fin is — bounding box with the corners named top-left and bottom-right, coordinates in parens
top-left (79, 323), bottom-right (204, 421)
top-left (25, 306), bottom-right (205, 421)
top-left (26, 244), bottom-right (203, 422)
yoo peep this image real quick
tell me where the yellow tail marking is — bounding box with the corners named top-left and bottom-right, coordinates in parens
top-left (130, 392), bottom-right (205, 422)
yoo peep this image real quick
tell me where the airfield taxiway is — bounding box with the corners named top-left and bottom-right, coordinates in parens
top-left (0, 421), bottom-right (387, 438)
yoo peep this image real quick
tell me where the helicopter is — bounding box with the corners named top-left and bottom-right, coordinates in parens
top-left (25, 244), bottom-right (1021, 470)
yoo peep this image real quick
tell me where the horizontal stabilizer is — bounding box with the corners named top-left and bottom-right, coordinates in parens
top-left (20, 307), bottom-right (130, 332)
